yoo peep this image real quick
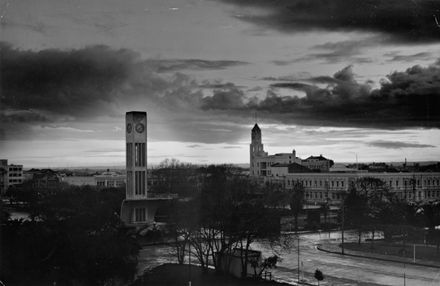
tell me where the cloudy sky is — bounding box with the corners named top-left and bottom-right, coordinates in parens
top-left (1, 0), bottom-right (440, 168)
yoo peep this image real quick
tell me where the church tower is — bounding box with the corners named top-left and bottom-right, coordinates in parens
top-left (250, 123), bottom-right (264, 176)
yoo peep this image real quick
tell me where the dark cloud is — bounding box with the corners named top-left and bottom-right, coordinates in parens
top-left (261, 75), bottom-right (299, 81)
top-left (368, 140), bottom-right (435, 149)
top-left (198, 81), bottom-right (246, 89)
top-left (0, 109), bottom-right (50, 123)
top-left (298, 39), bottom-right (378, 64)
top-left (303, 52), bottom-right (373, 64)
top-left (1, 42), bottom-right (143, 119)
top-left (0, 43), bottom-right (214, 142)
top-left (146, 59), bottom-right (249, 73)
top-left (269, 82), bottom-right (313, 90)
top-left (218, 0), bottom-right (440, 42)
top-left (385, 52), bottom-right (433, 62)
top-left (201, 85), bottom-right (246, 110)
top-left (271, 60), bottom-right (296, 66)
top-left (307, 76), bottom-right (339, 85)
top-left (270, 39), bottom-right (379, 66)
top-left (0, 42), bottom-right (258, 145)
top-left (0, 43), bottom-right (213, 123)
top-left (201, 61), bottom-right (440, 128)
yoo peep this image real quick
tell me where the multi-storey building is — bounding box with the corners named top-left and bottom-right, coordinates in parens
top-left (8, 164), bottom-right (24, 187)
top-left (250, 124), bottom-right (303, 177)
top-left (26, 169), bottom-right (63, 189)
top-left (0, 159), bottom-right (8, 194)
top-left (0, 159), bottom-right (24, 193)
top-left (94, 170), bottom-right (126, 188)
top-left (249, 125), bottom-right (440, 205)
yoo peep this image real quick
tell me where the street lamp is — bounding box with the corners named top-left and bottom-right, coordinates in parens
top-left (188, 238), bottom-right (191, 286)
top-left (403, 263), bottom-right (406, 286)
top-left (340, 191), bottom-right (347, 255)
top-left (297, 233), bottom-right (300, 283)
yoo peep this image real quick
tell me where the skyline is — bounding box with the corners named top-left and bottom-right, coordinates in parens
top-left (1, 0), bottom-right (440, 167)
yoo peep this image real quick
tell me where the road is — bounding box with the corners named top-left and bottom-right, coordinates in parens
top-left (139, 231), bottom-right (440, 286)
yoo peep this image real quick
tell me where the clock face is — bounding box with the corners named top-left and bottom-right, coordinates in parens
top-left (126, 123), bottom-right (132, 133)
top-left (135, 123), bottom-right (145, 133)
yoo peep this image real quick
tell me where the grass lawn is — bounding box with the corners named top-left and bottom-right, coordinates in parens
top-left (131, 264), bottom-right (290, 286)
top-left (344, 241), bottom-right (440, 262)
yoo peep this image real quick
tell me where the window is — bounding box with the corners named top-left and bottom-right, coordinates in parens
top-left (135, 143), bottom-right (146, 167)
top-left (135, 171), bottom-right (146, 195)
top-left (126, 143), bottom-right (133, 166)
top-left (127, 171), bottom-right (132, 194)
top-left (135, 208), bottom-right (146, 222)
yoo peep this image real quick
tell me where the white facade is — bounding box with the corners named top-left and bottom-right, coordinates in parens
top-left (249, 125), bottom-right (440, 205)
top-left (94, 171), bottom-right (126, 188)
top-left (280, 172), bottom-right (440, 205)
top-left (250, 124), bottom-right (302, 177)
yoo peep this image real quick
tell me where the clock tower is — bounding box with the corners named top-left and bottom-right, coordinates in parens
top-left (125, 111), bottom-right (148, 200)
top-left (121, 111), bottom-right (158, 226)
top-left (121, 111), bottom-right (174, 227)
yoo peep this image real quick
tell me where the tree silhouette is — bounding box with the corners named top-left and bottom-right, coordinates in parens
top-left (289, 181), bottom-right (305, 231)
top-left (314, 269), bottom-right (324, 286)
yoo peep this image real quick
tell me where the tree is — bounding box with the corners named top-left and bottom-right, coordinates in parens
top-left (289, 181), bottom-right (305, 231)
top-left (347, 177), bottom-right (393, 247)
top-left (2, 186), bottom-right (139, 285)
top-left (320, 201), bottom-right (330, 228)
top-left (168, 199), bottom-right (199, 264)
top-left (263, 183), bottom-right (288, 209)
top-left (343, 185), bottom-right (368, 244)
top-left (314, 269), bottom-right (324, 286)
top-left (152, 158), bottom-right (199, 197)
top-left (250, 255), bottom-right (278, 278)
top-left (167, 165), bottom-right (280, 278)
top-left (232, 201), bottom-right (279, 277)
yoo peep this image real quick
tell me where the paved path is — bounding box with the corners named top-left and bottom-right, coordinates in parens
top-left (254, 231), bottom-right (440, 286)
top-left (139, 231), bottom-right (440, 286)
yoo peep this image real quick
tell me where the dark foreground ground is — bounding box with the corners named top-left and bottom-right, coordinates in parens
top-left (131, 264), bottom-right (293, 286)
